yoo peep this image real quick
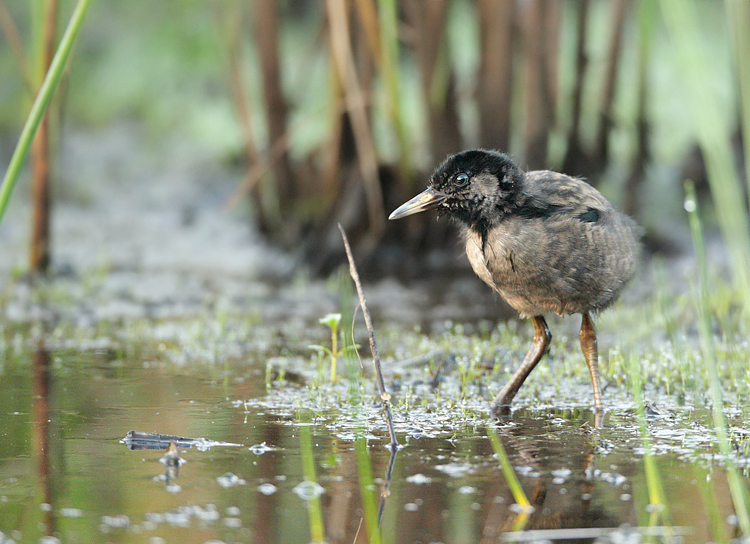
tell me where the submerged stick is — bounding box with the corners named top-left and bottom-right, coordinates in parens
top-left (338, 224), bottom-right (398, 450)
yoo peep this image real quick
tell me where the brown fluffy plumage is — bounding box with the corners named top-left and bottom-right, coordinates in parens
top-left (389, 149), bottom-right (641, 416)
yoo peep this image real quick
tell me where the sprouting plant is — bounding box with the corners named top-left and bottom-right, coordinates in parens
top-left (309, 313), bottom-right (358, 382)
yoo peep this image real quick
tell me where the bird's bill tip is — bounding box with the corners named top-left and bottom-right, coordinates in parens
top-left (388, 187), bottom-right (446, 220)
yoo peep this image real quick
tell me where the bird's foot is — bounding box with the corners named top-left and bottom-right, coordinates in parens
top-left (593, 406), bottom-right (604, 429)
top-left (490, 401), bottom-right (512, 419)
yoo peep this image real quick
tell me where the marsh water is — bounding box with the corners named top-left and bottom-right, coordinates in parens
top-left (0, 323), bottom-right (746, 544)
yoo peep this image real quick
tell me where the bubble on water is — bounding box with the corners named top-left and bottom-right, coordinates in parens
top-left (258, 483), bottom-right (278, 496)
top-left (508, 503), bottom-right (535, 515)
top-left (101, 515), bottom-right (130, 529)
top-left (405, 473), bottom-right (432, 485)
top-left (434, 463), bottom-right (472, 477)
top-left (292, 481), bottom-right (324, 501)
top-left (217, 473), bottom-right (246, 488)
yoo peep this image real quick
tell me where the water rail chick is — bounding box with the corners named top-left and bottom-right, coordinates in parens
top-left (389, 149), bottom-right (641, 415)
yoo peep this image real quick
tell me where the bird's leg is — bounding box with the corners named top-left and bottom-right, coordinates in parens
top-left (579, 312), bottom-right (603, 413)
top-left (491, 315), bottom-right (551, 415)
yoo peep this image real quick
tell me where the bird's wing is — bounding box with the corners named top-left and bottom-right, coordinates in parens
top-left (479, 171), bottom-right (638, 316)
top-left (522, 171), bottom-right (612, 220)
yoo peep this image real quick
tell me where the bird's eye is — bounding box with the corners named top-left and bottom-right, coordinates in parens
top-left (455, 173), bottom-right (469, 187)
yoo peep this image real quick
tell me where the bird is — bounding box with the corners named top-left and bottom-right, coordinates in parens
top-left (389, 149), bottom-right (641, 415)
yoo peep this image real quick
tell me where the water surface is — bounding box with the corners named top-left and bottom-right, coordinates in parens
top-left (0, 337), bottom-right (743, 544)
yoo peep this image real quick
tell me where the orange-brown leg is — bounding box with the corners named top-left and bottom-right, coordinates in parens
top-left (579, 312), bottom-right (603, 413)
top-left (491, 315), bottom-right (551, 414)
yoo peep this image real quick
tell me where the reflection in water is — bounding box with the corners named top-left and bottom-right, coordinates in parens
top-left (253, 422), bottom-right (280, 544)
top-left (32, 340), bottom-right (56, 538)
top-left (378, 445), bottom-right (398, 525)
top-left (159, 441), bottom-right (182, 484)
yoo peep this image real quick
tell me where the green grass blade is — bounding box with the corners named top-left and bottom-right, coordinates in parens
top-left (726, 0), bottom-right (750, 203)
top-left (355, 436), bottom-right (382, 544)
top-left (628, 354), bottom-right (670, 518)
top-left (487, 425), bottom-right (530, 511)
top-left (684, 180), bottom-right (750, 535)
top-left (298, 423), bottom-right (326, 543)
top-left (693, 465), bottom-right (729, 544)
top-left (0, 0), bottom-right (94, 225)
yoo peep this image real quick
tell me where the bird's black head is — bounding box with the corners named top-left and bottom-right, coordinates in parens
top-left (389, 149), bottom-right (524, 232)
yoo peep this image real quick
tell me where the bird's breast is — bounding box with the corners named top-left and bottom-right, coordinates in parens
top-left (465, 229), bottom-right (499, 290)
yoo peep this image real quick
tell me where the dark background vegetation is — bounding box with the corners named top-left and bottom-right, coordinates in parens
top-left (0, 0), bottom-right (747, 285)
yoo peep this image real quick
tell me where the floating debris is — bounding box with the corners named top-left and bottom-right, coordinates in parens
top-left (121, 431), bottom-right (242, 451)
top-left (248, 442), bottom-right (275, 455)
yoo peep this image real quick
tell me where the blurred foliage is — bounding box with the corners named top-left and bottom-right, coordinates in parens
top-left (0, 0), bottom-right (747, 277)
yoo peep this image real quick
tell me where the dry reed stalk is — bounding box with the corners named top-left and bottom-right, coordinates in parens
top-left (338, 224), bottom-right (398, 450)
top-left (522, 0), bottom-right (554, 168)
top-left (0, 0), bottom-right (33, 92)
top-left (562, 0), bottom-right (591, 175)
top-left (253, 0), bottom-right (295, 205)
top-left (407, 0), bottom-right (461, 162)
top-left (477, 0), bottom-right (515, 151)
top-left (327, 0), bottom-right (385, 236)
top-left (30, 0), bottom-right (58, 274)
top-left (593, 0), bottom-right (628, 169)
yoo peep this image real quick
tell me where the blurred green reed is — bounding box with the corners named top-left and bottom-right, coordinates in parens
top-left (628, 353), bottom-right (671, 528)
top-left (298, 423), bottom-right (326, 543)
top-left (726, 0), bottom-right (750, 199)
top-left (660, 0), bottom-right (750, 321)
top-left (684, 179), bottom-right (750, 535)
top-left (0, 0), bottom-right (92, 226)
top-left (487, 425), bottom-right (532, 531)
top-left (377, 0), bottom-right (411, 182)
top-left (693, 464), bottom-right (729, 544)
top-left (355, 436), bottom-right (382, 544)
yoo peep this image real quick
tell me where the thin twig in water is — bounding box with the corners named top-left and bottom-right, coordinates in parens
top-left (338, 223), bottom-right (398, 450)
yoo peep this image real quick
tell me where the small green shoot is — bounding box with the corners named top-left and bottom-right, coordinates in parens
top-left (309, 312), bottom-right (359, 382)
